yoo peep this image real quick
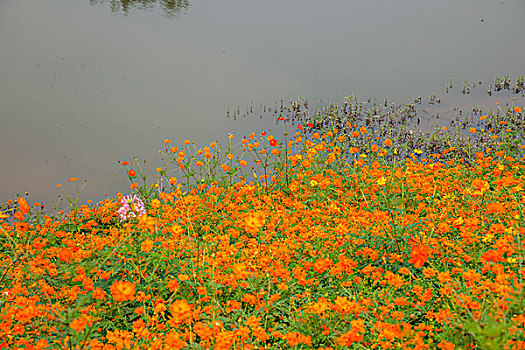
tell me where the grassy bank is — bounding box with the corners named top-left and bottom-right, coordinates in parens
top-left (1, 100), bottom-right (525, 349)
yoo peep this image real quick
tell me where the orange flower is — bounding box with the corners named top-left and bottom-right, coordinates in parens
top-left (309, 297), bottom-right (330, 314)
top-left (226, 300), bottom-right (242, 312)
top-left (128, 169), bottom-right (136, 178)
top-left (69, 316), bottom-right (90, 333)
top-left (197, 286), bottom-right (207, 296)
top-left (481, 250), bottom-right (506, 263)
top-left (178, 274), bottom-right (190, 282)
top-left (166, 278), bottom-right (179, 294)
top-left (468, 127), bottom-right (477, 134)
top-left (384, 138), bottom-right (393, 147)
top-left (486, 202), bottom-right (505, 214)
top-left (92, 288), bottom-right (106, 300)
top-left (169, 299), bottom-right (192, 324)
top-left (163, 331), bottom-right (187, 349)
top-left (284, 331), bottom-right (312, 347)
top-left (313, 258), bottom-right (333, 274)
top-left (18, 197), bottom-right (30, 216)
top-left (70, 177), bottom-right (78, 182)
top-left (57, 247), bottom-right (73, 262)
top-left (232, 263), bottom-right (250, 280)
top-left (370, 144), bottom-right (379, 152)
top-left (243, 213), bottom-right (265, 235)
top-left (110, 281), bottom-right (136, 302)
top-left (471, 179), bottom-right (489, 192)
top-left (97, 269), bottom-right (112, 280)
top-left (244, 315), bottom-right (261, 329)
top-left (141, 239), bottom-right (154, 253)
top-left (336, 319), bottom-right (365, 346)
top-left (154, 302), bottom-right (167, 314)
top-left (408, 245), bottom-right (429, 268)
top-left (438, 340), bottom-right (456, 350)
top-left (514, 106), bottom-right (522, 113)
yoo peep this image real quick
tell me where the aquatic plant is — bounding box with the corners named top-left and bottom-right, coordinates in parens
top-left (90, 0), bottom-right (190, 19)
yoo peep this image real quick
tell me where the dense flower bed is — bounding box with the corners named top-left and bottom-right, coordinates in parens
top-left (1, 106), bottom-right (525, 349)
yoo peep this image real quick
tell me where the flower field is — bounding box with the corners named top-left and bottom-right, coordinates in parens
top-left (1, 101), bottom-right (525, 349)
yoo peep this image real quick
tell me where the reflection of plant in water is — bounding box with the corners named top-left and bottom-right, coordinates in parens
top-left (90, 0), bottom-right (190, 19)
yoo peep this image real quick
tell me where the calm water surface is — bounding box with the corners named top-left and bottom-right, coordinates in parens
top-left (1, 0), bottom-right (525, 206)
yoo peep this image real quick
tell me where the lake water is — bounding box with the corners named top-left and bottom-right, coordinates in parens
top-left (1, 0), bottom-right (525, 207)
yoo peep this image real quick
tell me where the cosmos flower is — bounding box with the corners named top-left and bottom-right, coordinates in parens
top-left (110, 280), bottom-right (136, 302)
top-left (408, 245), bottom-right (429, 268)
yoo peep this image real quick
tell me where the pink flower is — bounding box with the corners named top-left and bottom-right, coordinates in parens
top-left (117, 195), bottom-right (146, 222)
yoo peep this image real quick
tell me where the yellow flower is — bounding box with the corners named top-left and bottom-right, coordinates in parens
top-left (377, 177), bottom-right (387, 186)
top-left (482, 233), bottom-right (494, 243)
top-left (310, 180), bottom-right (318, 187)
top-left (452, 217), bottom-right (464, 227)
top-left (329, 203), bottom-right (340, 212)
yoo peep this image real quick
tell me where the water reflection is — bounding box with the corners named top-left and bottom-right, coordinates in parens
top-left (90, 0), bottom-right (190, 18)
top-left (1, 0), bottom-right (525, 207)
